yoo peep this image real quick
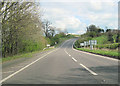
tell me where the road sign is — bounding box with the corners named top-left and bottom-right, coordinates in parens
top-left (80, 43), bottom-right (84, 46)
top-left (94, 40), bottom-right (97, 45)
top-left (80, 40), bottom-right (97, 49)
top-left (89, 40), bottom-right (97, 45)
top-left (91, 40), bottom-right (94, 45)
top-left (46, 44), bottom-right (50, 47)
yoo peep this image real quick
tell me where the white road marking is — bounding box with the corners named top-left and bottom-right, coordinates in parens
top-left (72, 57), bottom-right (77, 62)
top-left (64, 48), bottom-right (72, 57)
top-left (3, 71), bottom-right (14, 74)
top-left (72, 40), bottom-right (118, 62)
top-left (80, 63), bottom-right (98, 76)
top-left (64, 48), bottom-right (69, 55)
top-left (0, 49), bottom-right (58, 83)
top-left (64, 48), bottom-right (78, 62)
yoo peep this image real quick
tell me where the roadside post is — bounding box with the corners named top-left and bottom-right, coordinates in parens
top-left (94, 40), bottom-right (97, 49)
top-left (84, 42), bottom-right (85, 48)
top-left (86, 41), bottom-right (89, 48)
top-left (84, 41), bottom-right (87, 48)
top-left (90, 40), bottom-right (93, 50)
top-left (88, 41), bottom-right (90, 47)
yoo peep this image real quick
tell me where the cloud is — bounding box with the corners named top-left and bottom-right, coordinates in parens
top-left (39, 0), bottom-right (119, 2)
top-left (42, 7), bottom-right (87, 34)
top-left (90, 1), bottom-right (102, 11)
top-left (41, 1), bottom-right (118, 34)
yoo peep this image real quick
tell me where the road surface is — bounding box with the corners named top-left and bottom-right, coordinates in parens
top-left (2, 38), bottom-right (119, 84)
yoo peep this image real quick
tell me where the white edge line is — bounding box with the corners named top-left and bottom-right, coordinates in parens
top-left (0, 49), bottom-right (58, 83)
top-left (80, 63), bottom-right (98, 76)
top-left (72, 40), bottom-right (118, 62)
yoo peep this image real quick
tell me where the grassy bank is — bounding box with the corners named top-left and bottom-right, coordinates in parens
top-left (76, 48), bottom-right (119, 59)
top-left (92, 35), bottom-right (110, 44)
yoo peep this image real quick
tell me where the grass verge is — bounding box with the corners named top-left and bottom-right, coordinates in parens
top-left (2, 48), bottom-right (53, 63)
top-left (76, 48), bottom-right (119, 59)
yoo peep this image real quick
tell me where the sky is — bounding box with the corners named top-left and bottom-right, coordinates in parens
top-left (39, 0), bottom-right (119, 34)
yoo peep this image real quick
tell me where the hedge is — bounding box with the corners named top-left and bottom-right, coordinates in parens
top-left (95, 43), bottom-right (119, 49)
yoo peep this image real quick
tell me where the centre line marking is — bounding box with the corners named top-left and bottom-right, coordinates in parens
top-left (72, 57), bottom-right (77, 62)
top-left (80, 63), bottom-right (98, 76)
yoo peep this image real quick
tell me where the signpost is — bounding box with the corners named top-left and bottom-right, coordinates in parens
top-left (84, 41), bottom-right (87, 48)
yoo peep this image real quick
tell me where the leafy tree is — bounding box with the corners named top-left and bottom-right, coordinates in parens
top-left (112, 34), bottom-right (117, 43)
top-left (86, 24), bottom-right (104, 37)
top-left (106, 29), bottom-right (111, 32)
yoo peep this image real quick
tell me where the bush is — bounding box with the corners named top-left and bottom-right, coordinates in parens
top-left (19, 39), bottom-right (46, 53)
top-left (66, 34), bottom-right (75, 38)
top-left (96, 43), bottom-right (119, 49)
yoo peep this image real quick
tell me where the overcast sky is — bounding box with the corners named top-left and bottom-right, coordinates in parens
top-left (40, 0), bottom-right (119, 34)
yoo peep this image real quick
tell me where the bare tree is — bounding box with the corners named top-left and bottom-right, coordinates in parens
top-left (42, 20), bottom-right (56, 38)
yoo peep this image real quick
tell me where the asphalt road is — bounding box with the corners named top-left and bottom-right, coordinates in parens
top-left (1, 38), bottom-right (119, 84)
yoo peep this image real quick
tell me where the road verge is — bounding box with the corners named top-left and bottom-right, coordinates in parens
top-left (76, 48), bottom-right (119, 60)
